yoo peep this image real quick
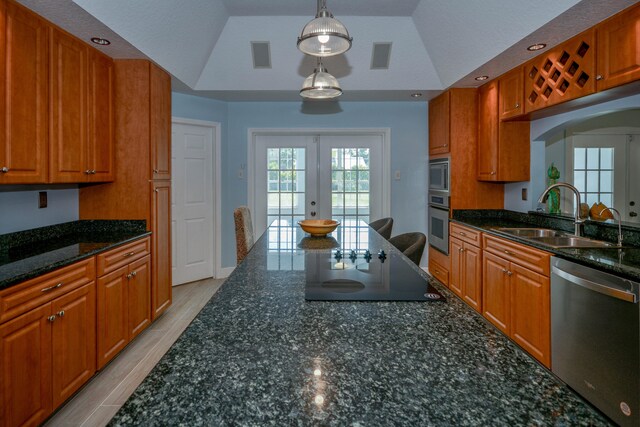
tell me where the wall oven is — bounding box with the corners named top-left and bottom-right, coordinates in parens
top-left (429, 158), bottom-right (449, 194)
top-left (428, 191), bottom-right (449, 254)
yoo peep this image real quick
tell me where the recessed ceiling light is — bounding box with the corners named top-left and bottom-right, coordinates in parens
top-left (527, 43), bottom-right (546, 51)
top-left (475, 75), bottom-right (489, 81)
top-left (91, 37), bottom-right (111, 46)
top-left (411, 92), bottom-right (423, 98)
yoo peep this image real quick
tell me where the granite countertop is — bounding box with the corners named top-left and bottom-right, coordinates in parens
top-left (450, 210), bottom-right (640, 282)
top-left (0, 220), bottom-right (150, 290)
top-left (109, 224), bottom-right (610, 426)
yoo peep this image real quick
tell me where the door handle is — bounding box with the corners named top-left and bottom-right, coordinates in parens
top-left (630, 212), bottom-right (638, 217)
top-left (310, 211), bottom-right (316, 217)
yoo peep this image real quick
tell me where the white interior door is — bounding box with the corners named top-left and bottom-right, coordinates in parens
top-left (172, 122), bottom-right (215, 285)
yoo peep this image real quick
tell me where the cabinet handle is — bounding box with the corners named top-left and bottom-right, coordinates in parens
top-left (91, 169), bottom-right (96, 174)
top-left (459, 248), bottom-right (464, 253)
top-left (596, 75), bottom-right (603, 81)
top-left (434, 269), bottom-right (440, 274)
top-left (490, 171), bottom-right (496, 175)
top-left (0, 167), bottom-right (8, 173)
top-left (504, 250), bottom-right (514, 256)
top-left (57, 310), bottom-right (65, 318)
top-left (131, 271), bottom-right (137, 277)
top-left (441, 144), bottom-right (447, 148)
top-left (41, 282), bottom-right (63, 292)
top-left (515, 103), bottom-right (520, 108)
top-left (126, 273), bottom-right (133, 279)
top-left (155, 189), bottom-right (159, 193)
top-left (507, 271), bottom-right (513, 276)
top-left (502, 268), bottom-right (509, 274)
top-left (85, 169), bottom-right (91, 174)
top-left (47, 315), bottom-right (57, 322)
top-left (153, 169), bottom-right (159, 174)
top-left (123, 251), bottom-right (136, 258)
top-left (459, 232), bottom-right (466, 236)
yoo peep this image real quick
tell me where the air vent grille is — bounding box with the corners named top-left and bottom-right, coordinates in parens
top-left (251, 41), bottom-right (271, 69)
top-left (371, 42), bottom-right (392, 69)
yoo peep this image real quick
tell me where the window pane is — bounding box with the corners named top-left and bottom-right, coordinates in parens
top-left (600, 193), bottom-right (612, 207)
top-left (293, 148), bottom-right (305, 169)
top-left (600, 171), bottom-right (612, 192)
top-left (332, 171), bottom-right (343, 191)
top-left (586, 148), bottom-right (599, 169)
top-left (586, 171), bottom-right (599, 192)
top-left (573, 171), bottom-right (585, 193)
top-left (332, 149), bottom-right (342, 170)
top-left (268, 149), bottom-right (279, 170)
top-left (586, 193), bottom-right (598, 206)
top-left (600, 148), bottom-right (613, 170)
top-left (574, 148), bottom-right (586, 169)
top-left (293, 193), bottom-right (305, 214)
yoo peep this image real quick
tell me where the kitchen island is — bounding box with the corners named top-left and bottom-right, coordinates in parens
top-left (109, 223), bottom-right (609, 426)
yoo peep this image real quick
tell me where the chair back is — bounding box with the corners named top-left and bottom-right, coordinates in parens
top-left (388, 232), bottom-right (426, 266)
top-left (369, 217), bottom-right (393, 240)
top-left (234, 206), bottom-right (255, 263)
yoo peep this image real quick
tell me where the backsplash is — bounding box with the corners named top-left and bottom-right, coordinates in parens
top-left (0, 187), bottom-right (79, 234)
top-left (452, 209), bottom-right (640, 247)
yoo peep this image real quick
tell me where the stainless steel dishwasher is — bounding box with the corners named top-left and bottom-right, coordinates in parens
top-left (551, 257), bottom-right (640, 427)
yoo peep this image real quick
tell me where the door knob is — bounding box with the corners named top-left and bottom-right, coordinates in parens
top-left (630, 212), bottom-right (638, 217)
top-left (310, 211), bottom-right (316, 217)
top-left (310, 201), bottom-right (316, 206)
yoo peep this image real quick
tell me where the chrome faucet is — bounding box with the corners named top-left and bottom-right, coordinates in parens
top-left (538, 182), bottom-right (584, 236)
top-left (599, 207), bottom-right (623, 247)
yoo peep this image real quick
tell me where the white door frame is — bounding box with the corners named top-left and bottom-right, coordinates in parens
top-left (247, 128), bottom-right (391, 233)
top-left (171, 117), bottom-right (223, 279)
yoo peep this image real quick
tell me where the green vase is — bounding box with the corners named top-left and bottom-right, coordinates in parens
top-left (547, 163), bottom-right (561, 214)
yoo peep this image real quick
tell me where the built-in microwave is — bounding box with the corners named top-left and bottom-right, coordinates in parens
top-left (429, 158), bottom-right (449, 194)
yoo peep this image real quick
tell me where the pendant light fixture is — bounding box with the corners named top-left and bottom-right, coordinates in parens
top-left (298, 0), bottom-right (352, 57)
top-left (300, 58), bottom-right (342, 99)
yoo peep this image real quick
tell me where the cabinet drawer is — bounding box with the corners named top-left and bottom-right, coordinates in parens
top-left (429, 259), bottom-right (449, 286)
top-left (483, 234), bottom-right (551, 276)
top-left (0, 258), bottom-right (95, 324)
top-left (96, 237), bottom-right (150, 277)
top-left (450, 223), bottom-right (481, 246)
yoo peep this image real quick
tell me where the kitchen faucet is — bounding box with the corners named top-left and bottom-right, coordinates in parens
top-left (538, 182), bottom-right (584, 236)
top-left (599, 207), bottom-right (623, 247)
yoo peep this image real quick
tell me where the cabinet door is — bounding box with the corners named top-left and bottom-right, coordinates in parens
top-left (49, 28), bottom-right (88, 183)
top-left (498, 67), bottom-right (524, 120)
top-left (428, 91), bottom-right (450, 155)
top-left (150, 64), bottom-right (171, 180)
top-left (596, 3), bottom-right (640, 91)
top-left (51, 282), bottom-right (96, 407)
top-left (87, 49), bottom-right (114, 182)
top-left (128, 255), bottom-right (151, 340)
top-left (510, 263), bottom-right (551, 367)
top-left (448, 237), bottom-right (463, 298)
top-left (462, 243), bottom-right (482, 312)
top-left (0, 1), bottom-right (49, 184)
top-left (151, 181), bottom-right (172, 319)
top-left (97, 267), bottom-right (128, 369)
top-left (477, 81), bottom-right (499, 181)
top-left (482, 251), bottom-right (510, 334)
top-left (0, 304), bottom-right (52, 427)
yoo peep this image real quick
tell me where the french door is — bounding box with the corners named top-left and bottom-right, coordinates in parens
top-left (252, 132), bottom-right (386, 237)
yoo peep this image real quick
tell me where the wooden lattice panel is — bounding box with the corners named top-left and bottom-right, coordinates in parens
top-left (524, 29), bottom-right (596, 114)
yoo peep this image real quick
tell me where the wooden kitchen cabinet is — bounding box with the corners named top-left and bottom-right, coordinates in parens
top-left (87, 48), bottom-right (115, 182)
top-left (97, 238), bottom-right (151, 369)
top-left (482, 234), bottom-right (551, 367)
top-left (151, 181), bottom-right (172, 320)
top-left (449, 223), bottom-right (483, 312)
top-left (0, 277), bottom-right (95, 427)
top-left (524, 29), bottom-right (596, 114)
top-left (0, 0), bottom-right (49, 184)
top-left (428, 246), bottom-right (449, 287)
top-left (498, 67), bottom-right (524, 120)
top-left (150, 63), bottom-right (171, 180)
top-left (428, 91), bottom-right (450, 155)
top-left (596, 2), bottom-right (640, 91)
top-left (477, 79), bottom-right (530, 182)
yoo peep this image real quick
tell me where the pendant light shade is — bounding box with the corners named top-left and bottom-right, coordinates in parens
top-left (298, 0), bottom-right (352, 57)
top-left (300, 60), bottom-right (342, 99)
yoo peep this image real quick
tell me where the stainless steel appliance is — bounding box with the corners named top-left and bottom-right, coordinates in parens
top-left (428, 158), bottom-right (449, 194)
top-left (551, 257), bottom-right (640, 427)
top-left (428, 191), bottom-right (449, 254)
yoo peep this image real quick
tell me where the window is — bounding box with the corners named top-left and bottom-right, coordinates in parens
top-left (573, 147), bottom-right (614, 207)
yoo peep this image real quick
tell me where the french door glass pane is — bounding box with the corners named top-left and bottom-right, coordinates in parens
top-left (331, 148), bottom-right (371, 226)
top-left (266, 148), bottom-right (306, 227)
top-left (574, 146), bottom-right (615, 207)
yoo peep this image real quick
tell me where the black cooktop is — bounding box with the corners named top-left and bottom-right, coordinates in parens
top-left (304, 248), bottom-right (445, 302)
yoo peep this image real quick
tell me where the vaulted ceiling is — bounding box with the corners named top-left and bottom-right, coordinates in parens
top-left (16, 0), bottom-right (639, 101)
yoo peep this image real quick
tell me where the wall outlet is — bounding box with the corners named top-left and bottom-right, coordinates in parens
top-left (394, 170), bottom-right (401, 180)
top-left (39, 191), bottom-right (47, 208)
top-left (521, 188), bottom-right (528, 201)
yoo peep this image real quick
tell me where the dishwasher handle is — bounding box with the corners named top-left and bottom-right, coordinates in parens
top-left (552, 265), bottom-right (637, 303)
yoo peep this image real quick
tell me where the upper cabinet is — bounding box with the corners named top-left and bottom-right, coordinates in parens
top-left (428, 91), bottom-right (450, 156)
top-left (478, 79), bottom-right (530, 182)
top-left (0, 0), bottom-right (49, 184)
top-left (87, 49), bottom-right (115, 182)
top-left (596, 2), bottom-right (640, 91)
top-left (150, 64), bottom-right (171, 180)
top-left (498, 67), bottom-right (524, 120)
top-left (524, 29), bottom-right (596, 114)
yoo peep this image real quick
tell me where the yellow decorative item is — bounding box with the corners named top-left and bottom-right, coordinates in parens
top-left (589, 202), bottom-right (614, 221)
top-left (298, 219), bottom-right (340, 237)
top-left (579, 203), bottom-right (590, 219)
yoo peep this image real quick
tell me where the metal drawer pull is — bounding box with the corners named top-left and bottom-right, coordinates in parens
top-left (1, 166), bottom-right (8, 173)
top-left (131, 271), bottom-right (137, 277)
top-left (123, 251), bottom-right (136, 257)
top-left (459, 248), bottom-right (464, 253)
top-left (596, 75), bottom-right (603, 81)
top-left (85, 169), bottom-right (91, 174)
top-left (507, 271), bottom-right (512, 276)
top-left (47, 315), bottom-right (56, 322)
top-left (153, 169), bottom-right (159, 173)
top-left (126, 273), bottom-right (133, 279)
top-left (459, 232), bottom-right (466, 236)
top-left (57, 310), bottom-right (65, 318)
top-left (42, 282), bottom-right (63, 292)
top-left (504, 250), bottom-right (514, 256)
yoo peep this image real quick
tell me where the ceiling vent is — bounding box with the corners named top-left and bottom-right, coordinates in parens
top-left (251, 41), bottom-right (271, 69)
top-left (370, 42), bottom-right (392, 70)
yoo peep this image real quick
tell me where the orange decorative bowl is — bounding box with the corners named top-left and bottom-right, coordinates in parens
top-left (298, 219), bottom-right (340, 237)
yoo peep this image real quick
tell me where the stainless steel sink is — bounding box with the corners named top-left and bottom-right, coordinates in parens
top-left (497, 228), bottom-right (616, 248)
top-left (498, 228), bottom-right (567, 238)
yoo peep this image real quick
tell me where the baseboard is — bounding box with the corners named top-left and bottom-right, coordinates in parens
top-left (218, 267), bottom-right (235, 278)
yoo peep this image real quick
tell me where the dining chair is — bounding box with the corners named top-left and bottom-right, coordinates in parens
top-left (369, 217), bottom-right (394, 240)
top-left (234, 206), bottom-right (255, 264)
top-left (388, 232), bottom-right (427, 266)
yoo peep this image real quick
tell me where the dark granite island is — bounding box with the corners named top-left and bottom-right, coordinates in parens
top-left (109, 223), bottom-right (610, 426)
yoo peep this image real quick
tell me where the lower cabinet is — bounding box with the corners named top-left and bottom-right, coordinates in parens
top-left (0, 281), bottom-right (95, 427)
top-left (97, 240), bottom-right (151, 369)
top-left (482, 234), bottom-right (551, 368)
top-left (449, 223), bottom-right (483, 312)
top-left (428, 246), bottom-right (449, 287)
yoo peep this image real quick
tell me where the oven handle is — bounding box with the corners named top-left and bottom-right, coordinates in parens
top-left (428, 204), bottom-right (449, 210)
